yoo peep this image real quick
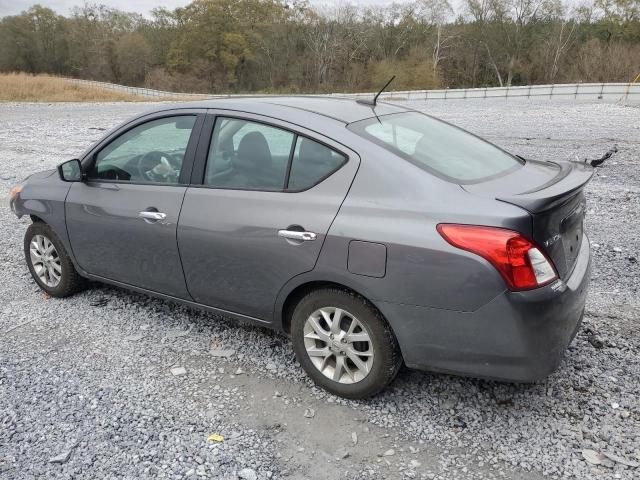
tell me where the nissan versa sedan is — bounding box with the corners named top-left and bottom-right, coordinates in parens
top-left (9, 97), bottom-right (592, 398)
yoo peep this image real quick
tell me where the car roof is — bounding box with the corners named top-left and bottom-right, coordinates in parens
top-left (155, 96), bottom-right (410, 124)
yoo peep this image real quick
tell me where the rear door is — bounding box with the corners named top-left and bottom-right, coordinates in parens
top-left (177, 111), bottom-right (359, 320)
top-left (66, 111), bottom-right (204, 298)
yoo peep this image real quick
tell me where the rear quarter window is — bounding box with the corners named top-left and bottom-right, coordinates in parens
top-left (348, 112), bottom-right (522, 184)
top-left (287, 137), bottom-right (346, 191)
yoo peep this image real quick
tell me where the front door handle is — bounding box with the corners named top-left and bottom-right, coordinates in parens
top-left (278, 230), bottom-right (317, 241)
top-left (139, 211), bottom-right (167, 222)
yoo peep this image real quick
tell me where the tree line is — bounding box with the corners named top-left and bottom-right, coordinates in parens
top-left (0, 0), bottom-right (638, 94)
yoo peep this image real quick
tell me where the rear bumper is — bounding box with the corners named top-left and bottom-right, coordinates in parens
top-left (378, 234), bottom-right (591, 382)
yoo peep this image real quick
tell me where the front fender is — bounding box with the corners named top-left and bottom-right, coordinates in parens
top-left (12, 169), bottom-right (75, 264)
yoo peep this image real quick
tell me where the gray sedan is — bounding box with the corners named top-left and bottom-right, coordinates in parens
top-left (9, 97), bottom-right (592, 398)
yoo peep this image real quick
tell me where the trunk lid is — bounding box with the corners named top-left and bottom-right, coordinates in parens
top-left (463, 159), bottom-right (593, 280)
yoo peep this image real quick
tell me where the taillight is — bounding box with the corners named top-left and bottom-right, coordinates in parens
top-left (436, 224), bottom-right (558, 291)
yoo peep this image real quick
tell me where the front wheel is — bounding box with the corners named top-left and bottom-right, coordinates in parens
top-left (291, 288), bottom-right (402, 399)
top-left (24, 222), bottom-right (85, 297)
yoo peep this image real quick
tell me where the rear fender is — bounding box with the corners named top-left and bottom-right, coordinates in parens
top-left (272, 270), bottom-right (382, 332)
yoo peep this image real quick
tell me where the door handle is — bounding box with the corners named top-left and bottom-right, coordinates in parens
top-left (278, 230), bottom-right (317, 242)
top-left (139, 211), bottom-right (167, 221)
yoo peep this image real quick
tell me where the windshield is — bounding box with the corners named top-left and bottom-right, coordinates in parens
top-left (348, 112), bottom-right (523, 183)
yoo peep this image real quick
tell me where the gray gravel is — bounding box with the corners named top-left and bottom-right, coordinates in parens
top-left (1, 99), bottom-right (639, 479)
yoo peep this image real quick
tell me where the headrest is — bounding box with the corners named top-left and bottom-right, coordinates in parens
top-left (236, 131), bottom-right (272, 172)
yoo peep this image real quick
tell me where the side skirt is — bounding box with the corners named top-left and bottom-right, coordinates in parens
top-left (81, 272), bottom-right (274, 329)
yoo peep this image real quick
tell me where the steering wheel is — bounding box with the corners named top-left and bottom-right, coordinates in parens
top-left (138, 151), bottom-right (178, 182)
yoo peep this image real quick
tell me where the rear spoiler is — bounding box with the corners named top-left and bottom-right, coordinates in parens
top-left (497, 160), bottom-right (594, 214)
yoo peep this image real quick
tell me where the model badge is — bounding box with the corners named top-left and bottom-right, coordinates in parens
top-left (544, 234), bottom-right (561, 247)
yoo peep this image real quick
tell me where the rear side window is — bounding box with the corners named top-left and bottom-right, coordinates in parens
top-left (205, 117), bottom-right (346, 191)
top-left (348, 112), bottom-right (522, 183)
top-left (288, 137), bottom-right (346, 190)
top-left (205, 118), bottom-right (295, 190)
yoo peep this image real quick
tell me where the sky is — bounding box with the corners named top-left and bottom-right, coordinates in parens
top-left (0, 0), bottom-right (187, 17)
top-left (0, 0), bottom-right (408, 18)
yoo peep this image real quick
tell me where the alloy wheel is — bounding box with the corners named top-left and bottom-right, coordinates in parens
top-left (303, 306), bottom-right (374, 384)
top-left (29, 234), bottom-right (62, 288)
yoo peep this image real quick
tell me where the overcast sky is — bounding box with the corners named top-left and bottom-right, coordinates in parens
top-left (0, 0), bottom-right (411, 18)
top-left (0, 0), bottom-right (187, 17)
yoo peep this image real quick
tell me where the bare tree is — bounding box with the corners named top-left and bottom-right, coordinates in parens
top-left (418, 0), bottom-right (456, 70)
top-left (545, 18), bottom-right (577, 82)
top-left (466, 0), bottom-right (555, 86)
top-left (465, 0), bottom-right (504, 85)
top-left (503, 0), bottom-right (556, 85)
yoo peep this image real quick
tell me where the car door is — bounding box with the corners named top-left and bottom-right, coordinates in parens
top-left (65, 111), bottom-right (204, 298)
top-left (177, 112), bottom-right (360, 321)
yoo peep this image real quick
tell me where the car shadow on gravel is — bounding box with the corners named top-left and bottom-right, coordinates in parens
top-left (84, 281), bottom-right (566, 414)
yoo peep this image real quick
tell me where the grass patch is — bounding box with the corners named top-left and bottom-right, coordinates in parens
top-left (0, 73), bottom-right (153, 102)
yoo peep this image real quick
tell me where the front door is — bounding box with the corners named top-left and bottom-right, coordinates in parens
top-left (66, 113), bottom-right (203, 298)
top-left (178, 113), bottom-right (359, 320)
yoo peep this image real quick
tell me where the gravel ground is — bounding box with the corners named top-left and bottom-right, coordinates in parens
top-left (0, 99), bottom-right (639, 480)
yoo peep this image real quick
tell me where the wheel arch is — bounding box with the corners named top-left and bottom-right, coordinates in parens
top-left (25, 213), bottom-right (85, 278)
top-left (276, 275), bottom-right (390, 336)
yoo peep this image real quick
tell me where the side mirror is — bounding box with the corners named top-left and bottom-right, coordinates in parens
top-left (58, 159), bottom-right (83, 182)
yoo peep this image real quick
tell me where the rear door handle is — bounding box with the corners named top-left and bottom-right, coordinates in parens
top-left (139, 211), bottom-right (167, 222)
top-left (278, 230), bottom-right (317, 241)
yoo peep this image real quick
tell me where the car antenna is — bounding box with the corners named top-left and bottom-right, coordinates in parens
top-left (357, 75), bottom-right (396, 107)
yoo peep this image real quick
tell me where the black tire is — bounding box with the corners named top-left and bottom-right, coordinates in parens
top-left (291, 288), bottom-right (402, 399)
top-left (24, 222), bottom-right (85, 297)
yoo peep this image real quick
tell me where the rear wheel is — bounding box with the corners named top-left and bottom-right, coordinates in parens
top-left (291, 288), bottom-right (402, 399)
top-left (24, 223), bottom-right (85, 297)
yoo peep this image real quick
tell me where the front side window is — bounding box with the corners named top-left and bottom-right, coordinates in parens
top-left (205, 118), bottom-right (295, 190)
top-left (89, 116), bottom-right (196, 184)
top-left (348, 112), bottom-right (522, 183)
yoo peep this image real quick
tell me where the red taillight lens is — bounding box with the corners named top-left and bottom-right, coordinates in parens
top-left (436, 224), bottom-right (558, 291)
